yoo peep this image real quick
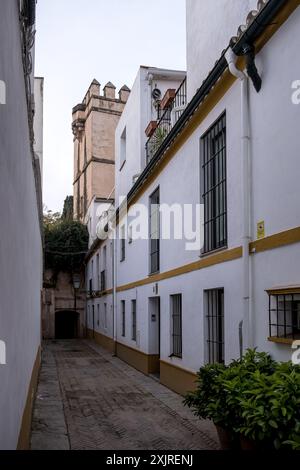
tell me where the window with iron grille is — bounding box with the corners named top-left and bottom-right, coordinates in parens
top-left (104, 303), bottom-right (107, 330)
top-left (96, 254), bottom-right (100, 290)
top-left (120, 226), bottom-right (125, 262)
top-left (205, 288), bottom-right (224, 364)
top-left (268, 292), bottom-right (300, 340)
top-left (132, 300), bottom-right (137, 341)
top-left (201, 113), bottom-right (227, 253)
top-left (149, 187), bottom-right (160, 274)
top-left (121, 300), bottom-right (125, 337)
top-left (92, 305), bottom-right (95, 338)
top-left (170, 294), bottom-right (182, 358)
top-left (100, 270), bottom-right (106, 291)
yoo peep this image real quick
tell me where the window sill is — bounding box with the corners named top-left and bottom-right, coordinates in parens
top-left (268, 336), bottom-right (298, 345)
top-left (169, 354), bottom-right (182, 360)
top-left (199, 245), bottom-right (228, 259)
top-left (149, 270), bottom-right (160, 277)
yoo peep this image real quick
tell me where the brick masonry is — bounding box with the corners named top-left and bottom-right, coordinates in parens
top-left (31, 340), bottom-right (220, 450)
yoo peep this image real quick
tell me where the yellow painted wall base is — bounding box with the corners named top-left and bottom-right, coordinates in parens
top-left (17, 346), bottom-right (41, 450)
top-left (116, 342), bottom-right (159, 375)
top-left (87, 329), bottom-right (160, 375)
top-left (87, 331), bottom-right (197, 395)
top-left (160, 360), bottom-right (197, 396)
top-left (87, 329), bottom-right (115, 353)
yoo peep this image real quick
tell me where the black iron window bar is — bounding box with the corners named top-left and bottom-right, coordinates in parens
top-left (201, 112), bottom-right (227, 254)
top-left (269, 293), bottom-right (300, 340)
top-left (132, 300), bottom-right (137, 341)
top-left (206, 288), bottom-right (225, 364)
top-left (171, 294), bottom-right (183, 358)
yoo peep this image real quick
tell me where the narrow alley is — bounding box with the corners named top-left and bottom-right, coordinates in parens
top-left (30, 340), bottom-right (219, 450)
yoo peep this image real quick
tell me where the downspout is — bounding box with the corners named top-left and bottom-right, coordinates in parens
top-left (225, 48), bottom-right (253, 350)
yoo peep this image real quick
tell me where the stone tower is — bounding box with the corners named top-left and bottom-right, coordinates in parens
top-left (72, 79), bottom-right (130, 221)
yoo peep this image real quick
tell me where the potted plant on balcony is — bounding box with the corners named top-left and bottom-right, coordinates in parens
top-left (145, 121), bottom-right (158, 138)
top-left (153, 126), bottom-right (168, 152)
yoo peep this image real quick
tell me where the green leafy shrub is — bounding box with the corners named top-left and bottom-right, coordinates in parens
top-left (184, 349), bottom-right (300, 449)
top-left (44, 220), bottom-right (88, 274)
top-left (238, 364), bottom-right (300, 447)
top-left (184, 362), bottom-right (226, 423)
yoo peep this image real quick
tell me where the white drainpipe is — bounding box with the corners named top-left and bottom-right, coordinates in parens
top-left (225, 48), bottom-right (253, 350)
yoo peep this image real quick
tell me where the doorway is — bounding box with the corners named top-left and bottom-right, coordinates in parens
top-left (148, 297), bottom-right (161, 376)
top-left (55, 310), bottom-right (79, 339)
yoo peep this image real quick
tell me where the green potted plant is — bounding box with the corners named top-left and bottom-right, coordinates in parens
top-left (184, 350), bottom-right (277, 449)
top-left (236, 361), bottom-right (300, 449)
top-left (184, 362), bottom-right (239, 449)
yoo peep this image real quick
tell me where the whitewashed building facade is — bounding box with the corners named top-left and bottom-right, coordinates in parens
top-left (86, 0), bottom-right (300, 395)
top-left (0, 0), bottom-right (43, 449)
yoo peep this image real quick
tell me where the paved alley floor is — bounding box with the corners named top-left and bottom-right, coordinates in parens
top-left (30, 340), bottom-right (220, 450)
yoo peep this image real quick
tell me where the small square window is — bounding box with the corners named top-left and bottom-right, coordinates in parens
top-left (268, 292), bottom-right (300, 341)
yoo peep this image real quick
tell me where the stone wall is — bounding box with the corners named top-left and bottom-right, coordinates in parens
top-left (42, 270), bottom-right (86, 339)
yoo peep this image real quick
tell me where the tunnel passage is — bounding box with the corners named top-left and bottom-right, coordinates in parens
top-left (55, 310), bottom-right (79, 339)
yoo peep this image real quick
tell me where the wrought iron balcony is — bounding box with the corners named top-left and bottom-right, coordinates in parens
top-left (146, 78), bottom-right (187, 164)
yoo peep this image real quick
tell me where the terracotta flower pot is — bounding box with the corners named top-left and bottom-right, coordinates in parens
top-left (215, 425), bottom-right (238, 450)
top-left (145, 120), bottom-right (158, 138)
top-left (239, 435), bottom-right (258, 450)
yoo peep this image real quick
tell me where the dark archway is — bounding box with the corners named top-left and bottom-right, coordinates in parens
top-left (55, 310), bottom-right (79, 339)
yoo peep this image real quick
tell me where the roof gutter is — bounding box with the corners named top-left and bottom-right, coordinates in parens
top-left (119, 0), bottom-right (287, 216)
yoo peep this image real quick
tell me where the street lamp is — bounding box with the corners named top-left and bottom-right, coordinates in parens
top-left (72, 273), bottom-right (81, 290)
top-left (72, 273), bottom-right (81, 338)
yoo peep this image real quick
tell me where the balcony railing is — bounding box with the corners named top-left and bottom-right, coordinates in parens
top-left (146, 78), bottom-right (187, 164)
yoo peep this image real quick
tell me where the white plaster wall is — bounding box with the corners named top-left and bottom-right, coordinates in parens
top-left (115, 256), bottom-right (243, 372)
top-left (0, 0), bottom-right (42, 449)
top-left (116, 289), bottom-right (147, 352)
top-left (115, 70), bottom-right (142, 202)
top-left (186, 0), bottom-right (258, 100)
top-left (87, 294), bottom-right (114, 340)
top-left (115, 77), bottom-right (246, 370)
top-left (252, 244), bottom-right (300, 363)
top-left (115, 67), bottom-right (185, 202)
top-left (249, 8), bottom-right (300, 362)
top-left (87, 235), bottom-right (113, 293)
top-left (94, 4), bottom-right (300, 376)
top-left (86, 200), bottom-right (113, 248)
top-left (33, 77), bottom-right (44, 180)
top-left (115, 5), bottom-right (300, 371)
top-left (250, 8), bottom-right (300, 238)
top-left (117, 82), bottom-right (243, 287)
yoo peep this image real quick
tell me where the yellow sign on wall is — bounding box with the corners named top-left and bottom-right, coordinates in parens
top-left (257, 220), bottom-right (265, 239)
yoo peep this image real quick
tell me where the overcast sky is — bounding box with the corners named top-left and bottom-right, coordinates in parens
top-left (35, 0), bottom-right (186, 213)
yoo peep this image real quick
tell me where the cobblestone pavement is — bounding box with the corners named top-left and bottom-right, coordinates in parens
top-left (31, 340), bottom-right (220, 450)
